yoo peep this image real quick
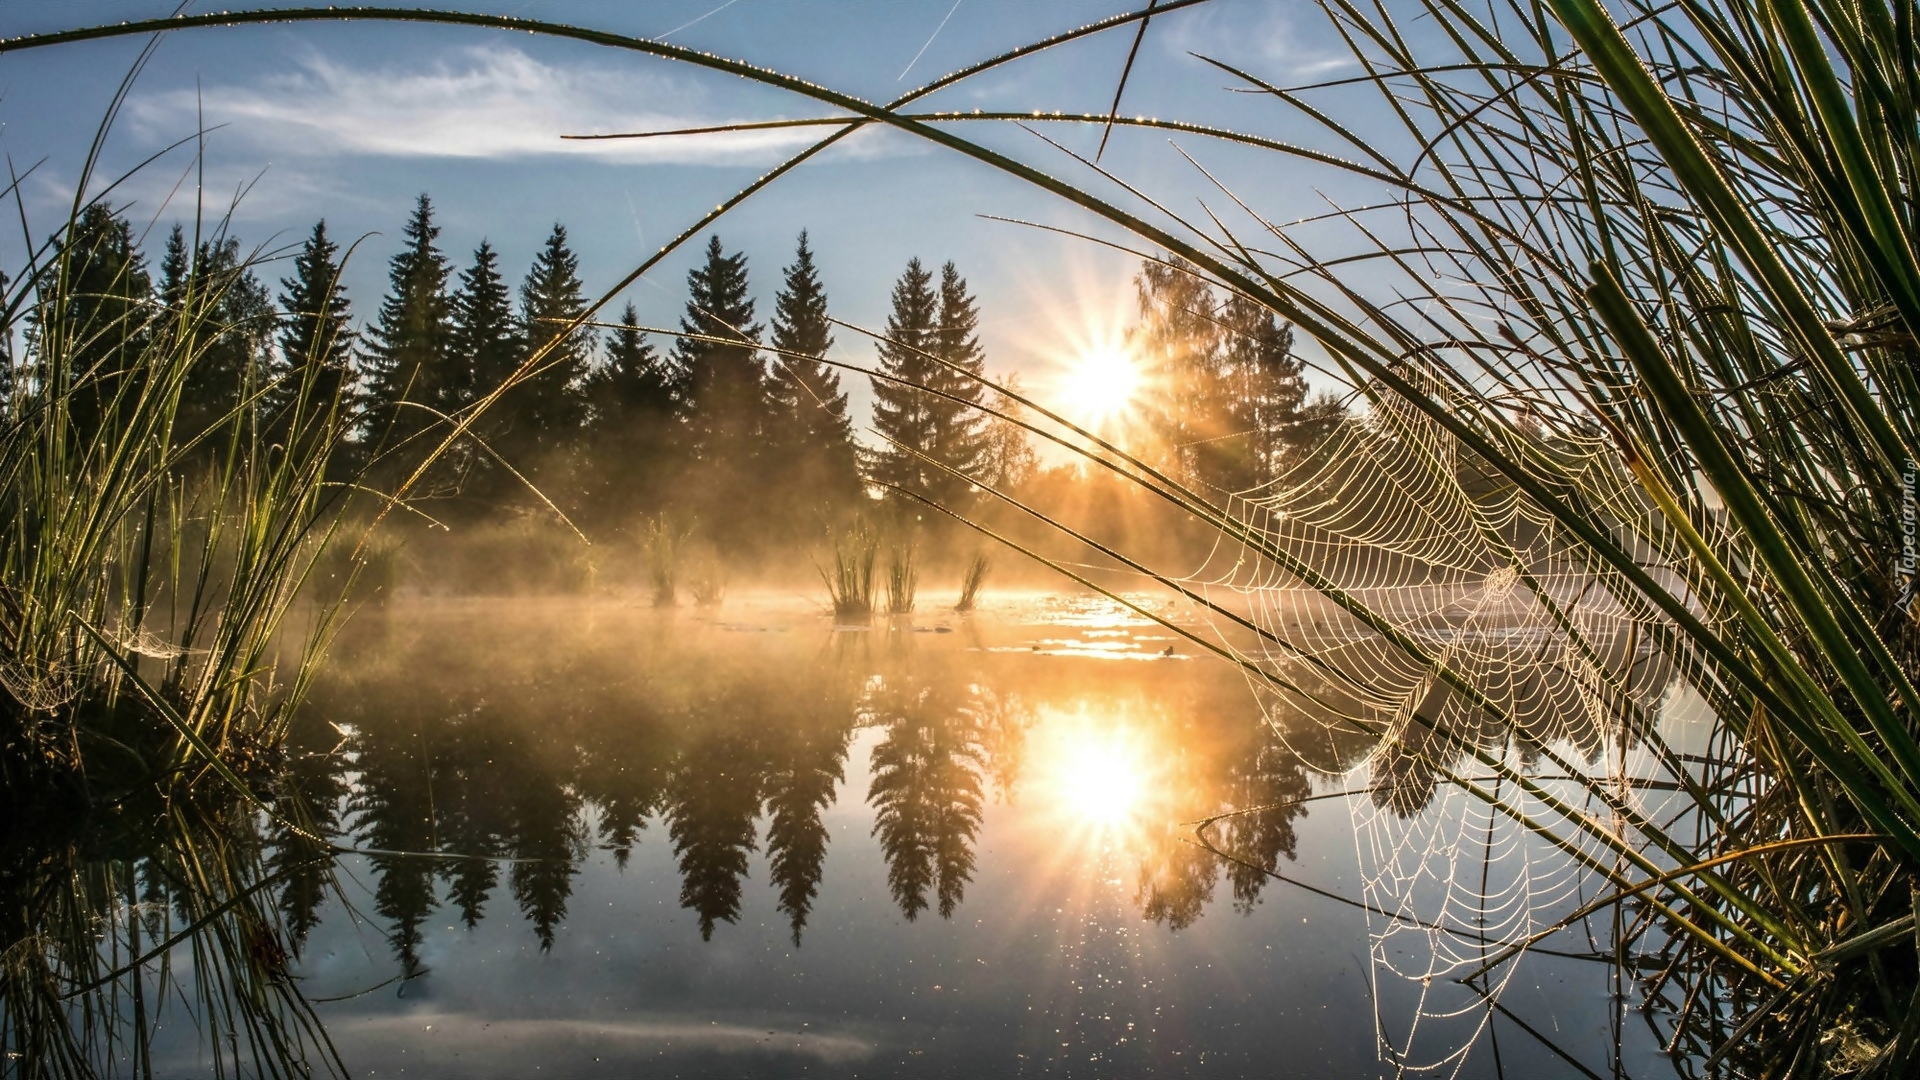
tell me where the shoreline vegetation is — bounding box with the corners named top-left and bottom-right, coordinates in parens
top-left (1, 0), bottom-right (1916, 1076)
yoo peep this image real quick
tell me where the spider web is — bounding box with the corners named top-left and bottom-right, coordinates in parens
top-left (1158, 366), bottom-right (1734, 1076)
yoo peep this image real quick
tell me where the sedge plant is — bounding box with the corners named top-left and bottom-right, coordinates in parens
top-left (819, 519), bottom-right (878, 621)
top-left (884, 539), bottom-right (917, 616)
top-left (955, 553), bottom-right (990, 613)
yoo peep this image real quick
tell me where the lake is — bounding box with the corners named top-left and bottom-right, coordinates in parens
top-left (16, 592), bottom-right (1678, 1078)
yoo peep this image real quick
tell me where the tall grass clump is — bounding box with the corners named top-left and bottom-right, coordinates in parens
top-left (688, 553), bottom-right (727, 608)
top-left (641, 514), bottom-right (680, 608)
top-left (884, 539), bottom-right (917, 616)
top-left (954, 553), bottom-right (990, 613)
top-left (0, 194), bottom-right (355, 799)
top-left (819, 520), bottom-right (877, 621)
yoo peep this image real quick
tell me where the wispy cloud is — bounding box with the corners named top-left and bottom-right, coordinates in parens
top-left (1156, 5), bottom-right (1356, 80)
top-left (126, 45), bottom-right (858, 166)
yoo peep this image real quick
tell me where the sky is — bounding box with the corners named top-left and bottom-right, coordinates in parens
top-left (0, 1), bottom-right (1373, 426)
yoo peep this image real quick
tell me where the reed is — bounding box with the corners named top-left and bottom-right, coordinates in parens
top-left (884, 540), bottom-right (918, 616)
top-left (954, 553), bottom-right (990, 613)
top-left (0, 187), bottom-right (357, 797)
top-left (819, 521), bottom-right (878, 621)
top-left (641, 515), bottom-right (679, 608)
top-left (689, 557), bottom-right (727, 608)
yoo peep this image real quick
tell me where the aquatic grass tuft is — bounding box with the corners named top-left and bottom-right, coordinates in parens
top-left (884, 540), bottom-right (917, 616)
top-left (689, 555), bottom-right (727, 608)
top-left (954, 553), bottom-right (990, 613)
top-left (0, 186), bottom-right (358, 793)
top-left (641, 514), bottom-right (680, 608)
top-left (819, 520), bottom-right (878, 621)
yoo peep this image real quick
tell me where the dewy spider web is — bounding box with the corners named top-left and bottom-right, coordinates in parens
top-left (1154, 360), bottom-right (1737, 1076)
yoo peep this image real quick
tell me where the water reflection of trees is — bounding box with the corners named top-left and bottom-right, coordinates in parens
top-left (309, 618), bottom-right (872, 958)
top-left (667, 725), bottom-right (764, 940)
top-left (864, 676), bottom-right (988, 920)
top-left (311, 623), bottom-right (1342, 959)
top-left (764, 718), bottom-right (849, 944)
top-left (1136, 715), bottom-right (1315, 929)
top-left (253, 611), bottom-right (1491, 976)
top-left (8, 602), bottom-right (1634, 1075)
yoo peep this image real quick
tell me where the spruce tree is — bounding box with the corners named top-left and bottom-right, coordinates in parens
top-left (670, 235), bottom-right (766, 547)
top-left (595, 303), bottom-right (664, 414)
top-left (866, 257), bottom-right (941, 496)
top-left (453, 240), bottom-right (519, 403)
top-left (867, 258), bottom-right (989, 510)
top-left (448, 239), bottom-right (519, 502)
top-left (513, 224), bottom-right (594, 464)
top-left (583, 303), bottom-right (674, 522)
top-left (158, 225), bottom-right (189, 311)
top-left (36, 204), bottom-right (152, 436)
top-left (273, 220), bottom-right (356, 454)
top-left (929, 261), bottom-right (991, 493)
top-left (172, 233), bottom-right (275, 446)
top-left (360, 194), bottom-right (453, 456)
top-left (767, 231), bottom-right (860, 518)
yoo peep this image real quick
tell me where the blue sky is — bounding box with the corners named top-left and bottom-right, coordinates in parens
top-left (0, 1), bottom-right (1367, 422)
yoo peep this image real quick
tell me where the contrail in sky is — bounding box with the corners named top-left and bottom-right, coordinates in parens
top-left (898, 0), bottom-right (964, 81)
top-left (658, 0), bottom-right (747, 41)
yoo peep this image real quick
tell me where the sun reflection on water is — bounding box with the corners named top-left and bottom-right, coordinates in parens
top-left (1035, 713), bottom-right (1164, 840)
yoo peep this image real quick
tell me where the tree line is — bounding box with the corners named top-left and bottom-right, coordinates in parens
top-left (11, 197), bottom-right (1347, 575)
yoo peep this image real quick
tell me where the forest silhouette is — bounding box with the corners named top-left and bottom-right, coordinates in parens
top-left (29, 197), bottom-right (1348, 596)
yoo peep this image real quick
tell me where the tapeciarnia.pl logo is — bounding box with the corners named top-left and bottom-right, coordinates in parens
top-left (1901, 460), bottom-right (1917, 617)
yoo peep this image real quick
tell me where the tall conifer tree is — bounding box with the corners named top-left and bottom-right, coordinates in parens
top-left (514, 224), bottom-right (593, 459)
top-left (584, 303), bottom-right (673, 522)
top-left (274, 220), bottom-right (356, 455)
top-left (170, 233), bottom-right (275, 445)
top-left (37, 204), bottom-right (152, 436)
top-left (448, 239), bottom-right (519, 501)
top-left (360, 194), bottom-right (453, 455)
top-left (868, 258), bottom-right (989, 510)
top-left (157, 225), bottom-right (189, 311)
top-left (929, 261), bottom-right (990, 488)
top-left (866, 258), bottom-right (940, 497)
top-left (453, 240), bottom-right (519, 404)
top-left (670, 235), bottom-right (765, 547)
top-left (767, 231), bottom-right (860, 519)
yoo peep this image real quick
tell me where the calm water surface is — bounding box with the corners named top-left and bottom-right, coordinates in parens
top-left (129, 593), bottom-right (1653, 1078)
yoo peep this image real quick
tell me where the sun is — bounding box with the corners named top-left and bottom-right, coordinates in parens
top-left (1055, 345), bottom-right (1143, 426)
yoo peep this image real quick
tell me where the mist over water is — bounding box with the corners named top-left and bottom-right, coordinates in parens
top-left (139, 591), bottom-right (1642, 1079)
